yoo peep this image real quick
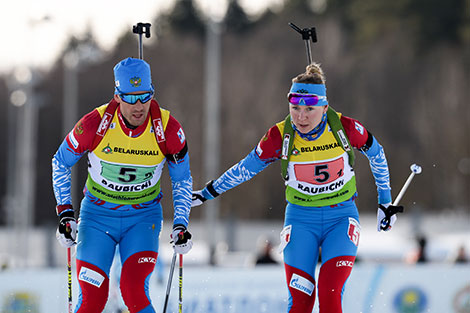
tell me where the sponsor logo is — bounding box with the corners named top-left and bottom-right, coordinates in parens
top-left (177, 128), bottom-right (185, 144)
top-left (293, 189), bottom-right (350, 202)
top-left (2, 292), bottom-right (39, 313)
top-left (337, 130), bottom-right (350, 151)
top-left (102, 144), bottom-right (113, 154)
top-left (292, 146), bottom-right (300, 155)
top-left (129, 76), bottom-right (141, 87)
top-left (74, 121), bottom-right (84, 135)
top-left (92, 185), bottom-right (157, 201)
top-left (336, 260), bottom-right (354, 267)
top-left (79, 267), bottom-right (105, 287)
top-left (69, 131), bottom-right (79, 149)
top-left (354, 122), bottom-right (364, 135)
top-left (97, 112), bottom-right (113, 136)
top-left (289, 274), bottom-right (314, 296)
top-left (256, 143), bottom-right (263, 157)
top-left (153, 118), bottom-right (165, 143)
top-left (115, 80), bottom-right (120, 87)
top-left (393, 286), bottom-right (428, 313)
top-left (109, 122), bottom-right (116, 129)
top-left (300, 142), bottom-right (340, 153)
top-left (112, 146), bottom-right (158, 156)
top-left (278, 224), bottom-right (292, 253)
top-left (297, 179), bottom-right (344, 195)
top-left (138, 257), bottom-right (157, 264)
top-left (101, 179), bottom-right (152, 192)
top-left (348, 217), bottom-right (361, 246)
top-left (281, 134), bottom-right (290, 160)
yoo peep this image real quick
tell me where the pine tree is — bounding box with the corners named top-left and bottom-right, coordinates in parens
top-left (165, 0), bottom-right (205, 37)
top-left (224, 0), bottom-right (252, 34)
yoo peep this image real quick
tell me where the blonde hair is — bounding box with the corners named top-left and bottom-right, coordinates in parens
top-left (292, 62), bottom-right (326, 84)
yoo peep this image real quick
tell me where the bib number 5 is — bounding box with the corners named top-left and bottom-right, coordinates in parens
top-left (100, 161), bottom-right (156, 184)
top-left (314, 165), bottom-right (329, 183)
top-left (119, 167), bottom-right (137, 183)
top-left (294, 157), bottom-right (344, 185)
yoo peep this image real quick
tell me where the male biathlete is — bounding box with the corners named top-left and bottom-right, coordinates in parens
top-left (52, 57), bottom-right (193, 313)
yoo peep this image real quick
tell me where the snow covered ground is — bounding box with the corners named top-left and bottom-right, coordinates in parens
top-left (0, 211), bottom-right (468, 313)
top-left (0, 263), bottom-right (468, 313)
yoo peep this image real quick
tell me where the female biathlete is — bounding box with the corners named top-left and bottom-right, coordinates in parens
top-left (191, 63), bottom-right (403, 313)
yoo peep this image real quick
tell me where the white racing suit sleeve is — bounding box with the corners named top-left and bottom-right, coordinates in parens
top-left (210, 148), bottom-right (272, 196)
top-left (168, 154), bottom-right (193, 227)
top-left (360, 136), bottom-right (392, 204)
top-left (52, 139), bottom-right (84, 205)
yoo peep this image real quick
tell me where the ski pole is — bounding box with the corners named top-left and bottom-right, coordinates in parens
top-left (67, 247), bottom-right (73, 313)
top-left (178, 254), bottom-right (183, 313)
top-left (381, 164), bottom-right (422, 229)
top-left (393, 164), bottom-right (422, 206)
top-left (288, 22), bottom-right (317, 65)
top-left (132, 22), bottom-right (151, 60)
top-left (163, 252), bottom-right (177, 313)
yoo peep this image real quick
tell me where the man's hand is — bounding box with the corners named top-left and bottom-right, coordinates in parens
top-left (171, 225), bottom-right (193, 254)
top-left (56, 210), bottom-right (77, 247)
top-left (377, 204), bottom-right (404, 232)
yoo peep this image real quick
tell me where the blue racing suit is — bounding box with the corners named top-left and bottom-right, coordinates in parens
top-left (52, 100), bottom-right (192, 313)
top-left (199, 112), bottom-right (391, 313)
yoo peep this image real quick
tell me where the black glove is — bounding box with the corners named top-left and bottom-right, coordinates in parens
top-left (192, 180), bottom-right (219, 207)
top-left (170, 224), bottom-right (193, 254)
top-left (377, 204), bottom-right (404, 231)
top-left (56, 210), bottom-right (77, 247)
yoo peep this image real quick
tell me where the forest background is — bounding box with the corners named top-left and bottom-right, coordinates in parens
top-left (0, 0), bottom-right (468, 226)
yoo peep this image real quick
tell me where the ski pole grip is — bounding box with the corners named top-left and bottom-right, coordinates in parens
top-left (392, 164), bottom-right (422, 206)
top-left (289, 22), bottom-right (302, 34)
top-left (288, 22), bottom-right (317, 42)
top-left (133, 22), bottom-right (151, 38)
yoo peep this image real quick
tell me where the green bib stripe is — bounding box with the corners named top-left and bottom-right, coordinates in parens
top-left (285, 178), bottom-right (357, 207)
top-left (86, 175), bottom-right (161, 204)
